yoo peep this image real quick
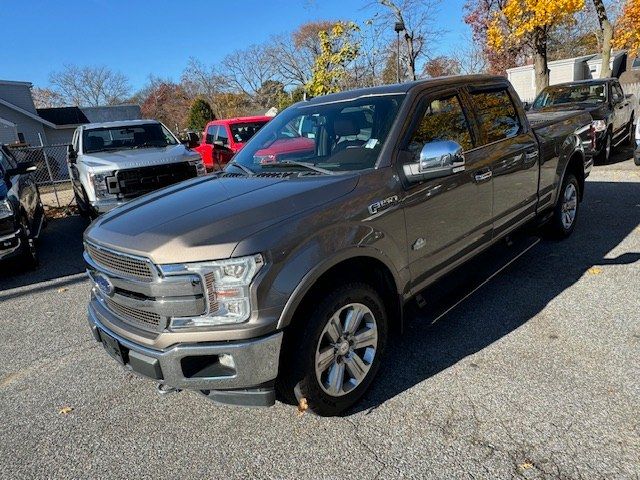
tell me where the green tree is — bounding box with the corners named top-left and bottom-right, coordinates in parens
top-left (187, 98), bottom-right (215, 131)
top-left (307, 21), bottom-right (360, 97)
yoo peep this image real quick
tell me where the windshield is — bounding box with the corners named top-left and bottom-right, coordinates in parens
top-left (82, 123), bottom-right (178, 153)
top-left (533, 83), bottom-right (607, 109)
top-left (228, 94), bottom-right (405, 173)
top-left (230, 121), bottom-right (269, 143)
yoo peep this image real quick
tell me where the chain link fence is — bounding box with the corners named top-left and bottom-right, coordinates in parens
top-left (9, 144), bottom-right (75, 208)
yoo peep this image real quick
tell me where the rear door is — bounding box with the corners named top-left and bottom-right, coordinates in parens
top-left (402, 88), bottom-right (494, 288)
top-left (611, 81), bottom-right (630, 136)
top-left (467, 85), bottom-right (539, 238)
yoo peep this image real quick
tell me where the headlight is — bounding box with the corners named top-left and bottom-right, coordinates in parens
top-left (0, 199), bottom-right (13, 219)
top-left (188, 158), bottom-right (207, 176)
top-left (89, 171), bottom-right (116, 198)
top-left (161, 254), bottom-right (264, 329)
top-left (592, 120), bottom-right (607, 132)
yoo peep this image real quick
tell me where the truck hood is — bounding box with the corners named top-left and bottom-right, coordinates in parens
top-left (81, 144), bottom-right (200, 171)
top-left (85, 173), bottom-right (359, 264)
top-left (531, 103), bottom-right (607, 119)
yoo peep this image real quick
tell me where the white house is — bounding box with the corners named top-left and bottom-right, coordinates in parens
top-left (507, 51), bottom-right (630, 102)
top-left (507, 55), bottom-right (596, 102)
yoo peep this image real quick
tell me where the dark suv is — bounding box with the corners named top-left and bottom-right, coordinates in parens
top-left (0, 146), bottom-right (45, 268)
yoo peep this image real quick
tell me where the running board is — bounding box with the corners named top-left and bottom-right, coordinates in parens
top-left (408, 233), bottom-right (541, 325)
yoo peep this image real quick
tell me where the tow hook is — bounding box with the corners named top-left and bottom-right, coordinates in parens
top-left (156, 383), bottom-right (181, 395)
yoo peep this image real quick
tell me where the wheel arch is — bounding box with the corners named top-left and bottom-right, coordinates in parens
top-left (277, 251), bottom-right (404, 335)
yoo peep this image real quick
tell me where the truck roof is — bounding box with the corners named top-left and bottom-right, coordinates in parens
top-left (81, 119), bottom-right (160, 130)
top-left (210, 116), bottom-right (272, 125)
top-left (544, 78), bottom-right (613, 88)
top-left (300, 74), bottom-right (507, 106)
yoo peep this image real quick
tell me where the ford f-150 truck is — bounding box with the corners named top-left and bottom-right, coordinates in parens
top-left (83, 76), bottom-right (593, 416)
top-left (69, 120), bottom-right (206, 217)
top-left (530, 78), bottom-right (636, 163)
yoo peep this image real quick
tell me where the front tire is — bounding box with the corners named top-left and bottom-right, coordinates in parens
top-left (596, 130), bottom-right (612, 163)
top-left (18, 215), bottom-right (38, 269)
top-left (278, 283), bottom-right (388, 416)
top-left (545, 173), bottom-right (580, 239)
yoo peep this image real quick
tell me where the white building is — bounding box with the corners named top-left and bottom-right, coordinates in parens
top-left (507, 51), bottom-right (628, 102)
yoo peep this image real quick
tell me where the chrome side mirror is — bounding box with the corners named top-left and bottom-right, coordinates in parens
top-left (403, 140), bottom-right (466, 182)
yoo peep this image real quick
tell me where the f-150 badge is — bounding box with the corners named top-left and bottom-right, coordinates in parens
top-left (368, 195), bottom-right (399, 215)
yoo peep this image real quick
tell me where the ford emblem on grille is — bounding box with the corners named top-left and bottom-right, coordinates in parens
top-left (94, 273), bottom-right (115, 297)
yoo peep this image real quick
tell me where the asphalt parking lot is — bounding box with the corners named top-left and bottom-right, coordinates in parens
top-left (1, 153), bottom-right (639, 479)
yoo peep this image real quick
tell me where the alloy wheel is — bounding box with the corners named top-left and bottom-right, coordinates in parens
top-left (314, 303), bottom-right (378, 397)
top-left (561, 183), bottom-right (578, 230)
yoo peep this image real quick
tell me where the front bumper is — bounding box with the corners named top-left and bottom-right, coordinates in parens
top-left (0, 230), bottom-right (21, 260)
top-left (88, 301), bottom-right (283, 406)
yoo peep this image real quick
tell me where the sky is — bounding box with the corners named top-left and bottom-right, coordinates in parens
top-left (0, 0), bottom-right (469, 92)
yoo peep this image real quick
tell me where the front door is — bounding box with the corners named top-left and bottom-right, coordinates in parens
top-left (467, 85), bottom-right (540, 237)
top-left (401, 89), bottom-right (494, 290)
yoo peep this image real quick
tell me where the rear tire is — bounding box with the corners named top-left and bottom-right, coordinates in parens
top-left (277, 282), bottom-right (388, 416)
top-left (625, 116), bottom-right (634, 148)
top-left (545, 173), bottom-right (580, 239)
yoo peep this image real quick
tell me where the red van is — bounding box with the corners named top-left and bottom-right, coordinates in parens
top-left (195, 116), bottom-right (271, 170)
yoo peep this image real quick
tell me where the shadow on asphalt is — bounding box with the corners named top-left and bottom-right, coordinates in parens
top-left (351, 180), bottom-right (640, 415)
top-left (596, 144), bottom-right (636, 167)
top-left (0, 215), bottom-right (88, 292)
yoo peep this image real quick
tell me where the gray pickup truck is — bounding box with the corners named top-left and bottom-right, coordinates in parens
top-left (84, 75), bottom-right (593, 416)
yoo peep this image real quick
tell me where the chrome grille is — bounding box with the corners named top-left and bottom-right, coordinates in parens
top-left (203, 272), bottom-right (219, 314)
top-left (104, 296), bottom-right (161, 330)
top-left (86, 243), bottom-right (153, 281)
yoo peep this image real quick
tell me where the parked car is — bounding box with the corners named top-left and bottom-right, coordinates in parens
top-left (68, 120), bottom-right (206, 217)
top-left (530, 78), bottom-right (636, 162)
top-left (194, 116), bottom-right (272, 170)
top-left (0, 146), bottom-right (45, 268)
top-left (83, 76), bottom-right (593, 416)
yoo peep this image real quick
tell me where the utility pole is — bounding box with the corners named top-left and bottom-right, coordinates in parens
top-left (394, 21), bottom-right (405, 83)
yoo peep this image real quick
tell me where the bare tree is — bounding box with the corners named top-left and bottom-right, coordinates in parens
top-left (453, 34), bottom-right (489, 75)
top-left (221, 44), bottom-right (279, 98)
top-left (372, 0), bottom-right (444, 81)
top-left (49, 64), bottom-right (130, 106)
top-left (181, 58), bottom-right (229, 116)
top-left (31, 87), bottom-right (65, 108)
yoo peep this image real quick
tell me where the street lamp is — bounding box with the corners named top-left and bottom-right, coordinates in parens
top-left (394, 21), bottom-right (405, 83)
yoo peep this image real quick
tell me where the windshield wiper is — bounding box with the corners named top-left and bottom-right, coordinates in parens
top-left (260, 160), bottom-right (334, 175)
top-left (226, 161), bottom-right (254, 176)
top-left (132, 142), bottom-right (166, 150)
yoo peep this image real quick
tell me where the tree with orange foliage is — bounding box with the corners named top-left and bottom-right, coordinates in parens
top-left (487, 0), bottom-right (585, 94)
top-left (614, 0), bottom-right (640, 56)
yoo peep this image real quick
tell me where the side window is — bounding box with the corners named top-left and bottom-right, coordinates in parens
top-left (470, 89), bottom-right (522, 144)
top-left (612, 83), bottom-right (624, 102)
top-left (407, 93), bottom-right (473, 160)
top-left (216, 125), bottom-right (229, 147)
top-left (205, 125), bottom-right (217, 144)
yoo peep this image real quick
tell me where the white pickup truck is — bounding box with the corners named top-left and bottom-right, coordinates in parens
top-left (68, 120), bottom-right (205, 217)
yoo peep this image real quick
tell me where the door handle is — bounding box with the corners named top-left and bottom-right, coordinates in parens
top-left (474, 170), bottom-right (492, 183)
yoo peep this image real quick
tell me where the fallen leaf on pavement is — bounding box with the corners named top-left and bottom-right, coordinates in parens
top-left (518, 462), bottom-right (534, 470)
top-left (57, 288), bottom-right (68, 293)
top-left (297, 397), bottom-right (308, 416)
top-left (58, 406), bottom-right (74, 415)
top-left (587, 267), bottom-right (603, 275)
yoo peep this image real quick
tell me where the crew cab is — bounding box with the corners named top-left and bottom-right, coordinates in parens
top-left (68, 120), bottom-right (206, 217)
top-left (0, 146), bottom-right (45, 268)
top-left (83, 76), bottom-right (593, 416)
top-left (530, 78), bottom-right (636, 162)
top-left (194, 116), bottom-right (272, 170)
